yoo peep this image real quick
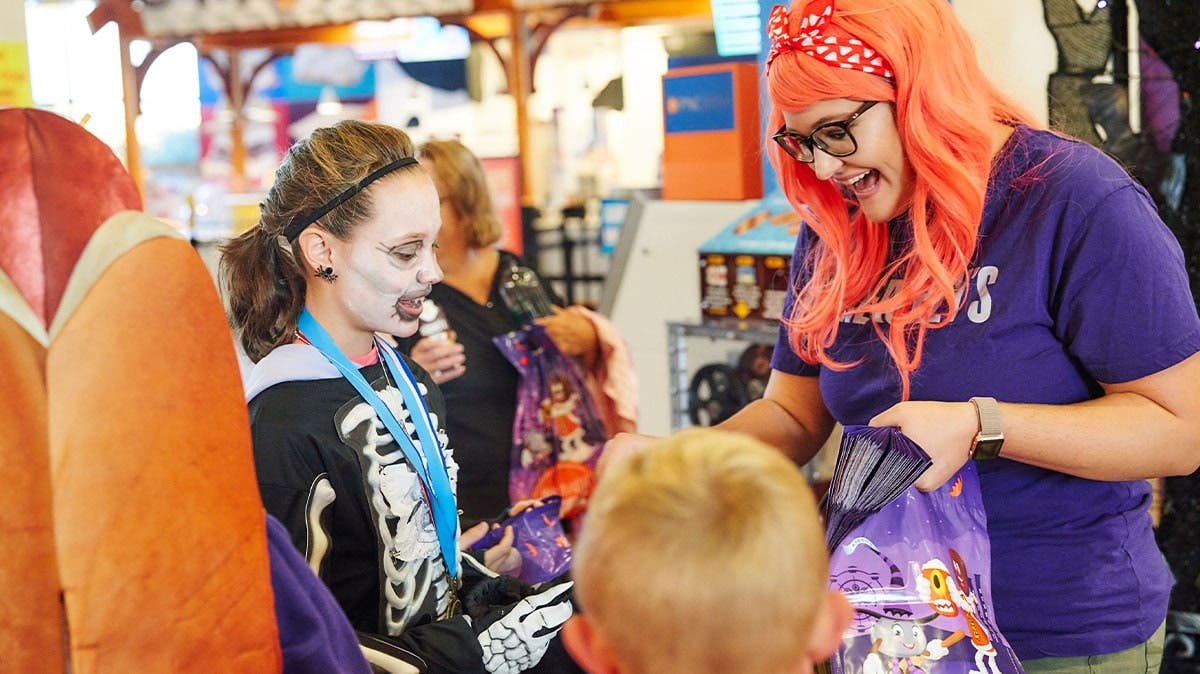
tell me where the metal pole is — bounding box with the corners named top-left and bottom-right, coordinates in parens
top-left (1127, 0), bottom-right (1141, 135)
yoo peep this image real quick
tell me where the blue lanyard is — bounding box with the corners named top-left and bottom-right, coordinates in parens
top-left (297, 309), bottom-right (459, 579)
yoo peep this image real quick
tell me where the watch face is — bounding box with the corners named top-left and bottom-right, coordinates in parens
top-left (973, 437), bottom-right (1004, 461)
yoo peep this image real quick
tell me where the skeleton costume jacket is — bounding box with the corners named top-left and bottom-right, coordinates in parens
top-left (245, 342), bottom-right (575, 674)
top-left (247, 342), bottom-right (480, 673)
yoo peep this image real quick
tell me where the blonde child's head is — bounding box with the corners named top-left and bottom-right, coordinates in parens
top-left (565, 428), bottom-right (851, 674)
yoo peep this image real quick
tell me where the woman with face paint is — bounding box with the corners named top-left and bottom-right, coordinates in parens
top-left (608, 1), bottom-right (1200, 671)
top-left (221, 121), bottom-right (576, 674)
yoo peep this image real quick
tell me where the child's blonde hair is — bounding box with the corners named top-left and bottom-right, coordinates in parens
top-left (573, 428), bottom-right (828, 674)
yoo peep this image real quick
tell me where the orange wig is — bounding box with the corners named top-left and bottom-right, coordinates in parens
top-left (766, 0), bottom-right (1039, 398)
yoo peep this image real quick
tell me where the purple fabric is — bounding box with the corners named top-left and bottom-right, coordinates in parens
top-left (829, 463), bottom-right (1023, 674)
top-left (1139, 39), bottom-right (1181, 154)
top-left (494, 325), bottom-right (606, 520)
top-left (772, 126), bottom-right (1200, 660)
top-left (469, 496), bottom-right (573, 585)
top-left (267, 514), bottom-right (373, 674)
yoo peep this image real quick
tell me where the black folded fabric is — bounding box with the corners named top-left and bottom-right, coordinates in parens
top-left (821, 425), bottom-right (932, 551)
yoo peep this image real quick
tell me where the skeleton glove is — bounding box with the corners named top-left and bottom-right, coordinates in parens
top-left (475, 581), bottom-right (574, 674)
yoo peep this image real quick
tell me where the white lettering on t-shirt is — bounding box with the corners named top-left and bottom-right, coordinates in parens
top-left (968, 265), bottom-right (999, 323)
top-left (928, 284), bottom-right (969, 325)
top-left (838, 265), bottom-right (999, 325)
top-left (871, 279), bottom-right (903, 324)
top-left (841, 278), bottom-right (902, 324)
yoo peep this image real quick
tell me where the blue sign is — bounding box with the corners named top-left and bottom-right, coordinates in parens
top-left (199, 55), bottom-right (375, 104)
top-left (598, 198), bottom-right (629, 255)
top-left (663, 71), bottom-right (736, 134)
top-left (699, 190), bottom-right (801, 255)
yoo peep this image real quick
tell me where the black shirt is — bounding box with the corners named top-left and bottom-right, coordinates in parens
top-left (398, 251), bottom-right (561, 525)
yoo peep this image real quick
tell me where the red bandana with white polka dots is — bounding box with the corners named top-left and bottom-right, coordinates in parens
top-left (766, 1), bottom-right (894, 80)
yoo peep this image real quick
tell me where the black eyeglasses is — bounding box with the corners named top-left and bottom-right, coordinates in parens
top-left (772, 101), bottom-right (878, 163)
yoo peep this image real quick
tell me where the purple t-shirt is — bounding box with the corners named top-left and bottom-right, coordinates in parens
top-left (773, 126), bottom-right (1200, 660)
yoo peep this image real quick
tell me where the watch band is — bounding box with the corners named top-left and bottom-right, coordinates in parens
top-left (969, 396), bottom-right (1004, 460)
top-left (971, 397), bottom-right (1002, 436)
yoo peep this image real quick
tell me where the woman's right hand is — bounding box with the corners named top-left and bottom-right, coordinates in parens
top-left (870, 400), bottom-right (978, 492)
top-left (460, 522), bottom-right (523, 576)
top-left (599, 432), bottom-right (659, 476)
top-left (409, 334), bottom-right (467, 385)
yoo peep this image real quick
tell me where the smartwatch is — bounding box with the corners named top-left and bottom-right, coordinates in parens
top-left (968, 396), bottom-right (1004, 461)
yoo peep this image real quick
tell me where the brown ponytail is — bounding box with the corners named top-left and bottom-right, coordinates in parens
top-left (219, 225), bottom-right (307, 362)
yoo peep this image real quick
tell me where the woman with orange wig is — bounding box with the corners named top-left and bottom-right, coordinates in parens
top-left (610, 0), bottom-right (1200, 670)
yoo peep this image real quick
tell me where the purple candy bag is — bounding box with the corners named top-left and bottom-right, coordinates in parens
top-left (494, 325), bottom-right (606, 521)
top-left (469, 496), bottom-right (573, 585)
top-left (828, 462), bottom-right (1024, 674)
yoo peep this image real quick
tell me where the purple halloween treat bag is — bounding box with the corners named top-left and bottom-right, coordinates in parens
top-left (494, 324), bottom-right (607, 524)
top-left (827, 459), bottom-right (1024, 674)
top-left (469, 496), bottom-right (573, 585)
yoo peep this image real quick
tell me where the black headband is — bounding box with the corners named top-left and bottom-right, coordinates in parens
top-left (283, 156), bottom-right (420, 241)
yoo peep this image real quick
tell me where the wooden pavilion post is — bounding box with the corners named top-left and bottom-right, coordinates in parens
top-left (226, 48), bottom-right (247, 192)
top-left (507, 8), bottom-right (534, 206)
top-left (117, 25), bottom-right (142, 198)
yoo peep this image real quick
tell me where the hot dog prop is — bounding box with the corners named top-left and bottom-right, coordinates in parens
top-left (0, 108), bottom-right (280, 673)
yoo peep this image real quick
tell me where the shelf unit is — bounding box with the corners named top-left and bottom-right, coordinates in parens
top-left (667, 320), bottom-right (838, 485)
top-left (667, 320), bottom-right (780, 432)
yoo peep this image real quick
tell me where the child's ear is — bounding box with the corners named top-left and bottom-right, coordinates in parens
top-left (562, 614), bottom-right (623, 674)
top-left (806, 590), bottom-right (854, 664)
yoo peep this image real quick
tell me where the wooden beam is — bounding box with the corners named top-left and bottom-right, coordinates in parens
top-left (194, 24), bottom-right (356, 51)
top-left (595, 0), bottom-right (710, 24)
top-left (226, 49), bottom-right (246, 193)
top-left (87, 0), bottom-right (144, 36)
top-left (508, 9), bottom-right (534, 206)
top-left (463, 14), bottom-right (512, 40)
top-left (117, 25), bottom-right (142, 199)
top-left (474, 0), bottom-right (710, 23)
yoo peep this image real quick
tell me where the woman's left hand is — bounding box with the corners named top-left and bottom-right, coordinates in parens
top-left (535, 307), bottom-right (598, 360)
top-left (870, 401), bottom-right (979, 492)
top-left (409, 334), bottom-right (466, 385)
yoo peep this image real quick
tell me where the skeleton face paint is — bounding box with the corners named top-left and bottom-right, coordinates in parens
top-left (326, 171), bottom-right (443, 340)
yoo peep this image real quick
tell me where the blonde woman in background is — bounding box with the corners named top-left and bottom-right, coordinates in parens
top-left (401, 139), bottom-right (634, 530)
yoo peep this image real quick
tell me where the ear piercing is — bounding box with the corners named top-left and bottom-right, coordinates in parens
top-left (315, 266), bottom-right (338, 283)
